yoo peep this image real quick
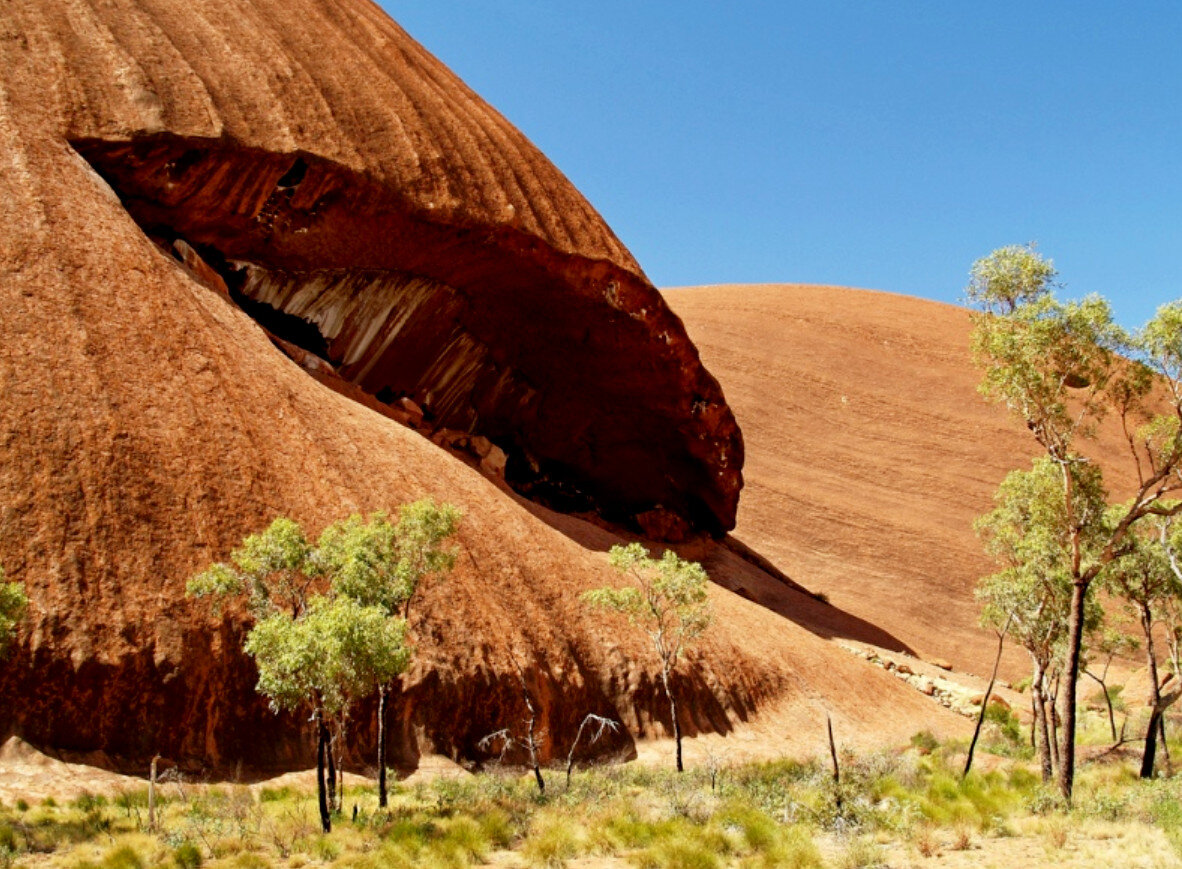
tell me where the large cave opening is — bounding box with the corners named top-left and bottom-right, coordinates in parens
top-left (74, 135), bottom-right (744, 541)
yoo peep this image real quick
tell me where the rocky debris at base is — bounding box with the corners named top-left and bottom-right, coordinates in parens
top-left (839, 644), bottom-right (996, 719)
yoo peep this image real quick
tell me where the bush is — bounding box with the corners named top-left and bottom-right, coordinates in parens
top-left (173, 841), bottom-right (202, 869)
top-left (521, 814), bottom-right (581, 867)
top-left (100, 844), bottom-right (145, 869)
top-left (985, 701), bottom-right (1022, 744)
top-left (909, 731), bottom-right (939, 755)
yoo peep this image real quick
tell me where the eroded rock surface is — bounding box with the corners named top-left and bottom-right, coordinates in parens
top-left (0, 0), bottom-right (972, 773)
top-left (68, 104), bottom-right (741, 539)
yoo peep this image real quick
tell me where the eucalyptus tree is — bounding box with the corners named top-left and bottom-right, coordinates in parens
top-left (189, 515), bottom-right (417, 828)
top-left (316, 499), bottom-right (460, 807)
top-left (968, 244), bottom-right (1182, 801)
top-left (975, 457), bottom-right (1105, 782)
top-left (1103, 513), bottom-right (1182, 777)
top-left (187, 516), bottom-right (319, 617)
top-left (0, 565), bottom-right (28, 659)
top-left (583, 543), bottom-right (711, 772)
top-left (245, 594), bottom-right (410, 832)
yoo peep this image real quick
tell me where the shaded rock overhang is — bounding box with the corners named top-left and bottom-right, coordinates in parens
top-left (74, 134), bottom-right (743, 538)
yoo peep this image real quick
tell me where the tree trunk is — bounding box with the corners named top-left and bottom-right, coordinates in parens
top-left (326, 728), bottom-right (337, 814)
top-left (964, 622), bottom-right (1009, 778)
top-left (1033, 680), bottom-right (1054, 783)
top-left (1056, 578), bottom-right (1089, 804)
top-left (661, 668), bottom-right (683, 772)
top-left (1142, 707), bottom-right (1162, 779)
top-left (377, 686), bottom-right (389, 809)
top-left (316, 713), bottom-right (332, 834)
top-left (1140, 603), bottom-right (1163, 779)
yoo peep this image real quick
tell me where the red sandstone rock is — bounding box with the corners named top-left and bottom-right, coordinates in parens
top-left (0, 0), bottom-right (963, 771)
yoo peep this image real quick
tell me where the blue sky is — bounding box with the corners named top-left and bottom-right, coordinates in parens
top-left (381, 2), bottom-right (1182, 327)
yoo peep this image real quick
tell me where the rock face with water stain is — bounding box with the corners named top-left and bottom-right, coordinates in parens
top-left (56, 12), bottom-right (743, 537)
top-left (0, 0), bottom-right (747, 765)
top-left (0, 0), bottom-right (980, 772)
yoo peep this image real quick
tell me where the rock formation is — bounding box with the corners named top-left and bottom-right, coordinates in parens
top-left (666, 283), bottom-right (1147, 678)
top-left (0, 1), bottom-right (962, 770)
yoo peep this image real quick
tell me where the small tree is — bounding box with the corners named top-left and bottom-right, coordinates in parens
top-left (245, 594), bottom-right (410, 832)
top-left (968, 245), bottom-right (1182, 801)
top-left (583, 543), bottom-right (711, 772)
top-left (975, 457), bottom-right (1106, 782)
top-left (187, 516), bottom-right (319, 618)
top-left (0, 565), bottom-right (28, 659)
top-left (189, 515), bottom-right (415, 829)
top-left (1081, 626), bottom-right (1137, 743)
top-left (316, 500), bottom-right (460, 807)
top-left (1103, 514), bottom-right (1182, 777)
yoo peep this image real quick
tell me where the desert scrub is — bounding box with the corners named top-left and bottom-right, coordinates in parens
top-left (521, 812), bottom-right (584, 867)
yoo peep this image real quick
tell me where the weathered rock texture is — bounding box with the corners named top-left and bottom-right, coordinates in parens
top-left (15, 0), bottom-right (743, 538)
top-left (665, 284), bottom-right (1147, 679)
top-left (0, 2), bottom-right (963, 771)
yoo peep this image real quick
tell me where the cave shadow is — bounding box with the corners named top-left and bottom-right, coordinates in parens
top-left (506, 488), bottom-right (916, 657)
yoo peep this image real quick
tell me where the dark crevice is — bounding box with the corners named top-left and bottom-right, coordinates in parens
top-left (72, 134), bottom-right (744, 541)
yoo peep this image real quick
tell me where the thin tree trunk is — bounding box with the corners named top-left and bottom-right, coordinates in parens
top-left (661, 667), bottom-right (683, 772)
top-left (316, 713), bottom-right (332, 834)
top-left (965, 620), bottom-right (1010, 778)
top-left (1141, 603), bottom-right (1163, 779)
top-left (326, 727), bottom-right (337, 814)
top-left (827, 713), bottom-right (843, 812)
top-left (1083, 669), bottom-right (1118, 741)
top-left (377, 685), bottom-right (389, 808)
top-left (1033, 679), bottom-right (1054, 783)
top-left (1160, 714), bottom-right (1172, 774)
top-left (148, 755), bottom-right (159, 833)
top-left (1056, 578), bottom-right (1089, 804)
top-left (1030, 689), bottom-right (1038, 753)
top-left (1048, 670), bottom-right (1062, 773)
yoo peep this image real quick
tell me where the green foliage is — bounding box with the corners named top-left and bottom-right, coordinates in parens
top-left (975, 457), bottom-right (1105, 669)
top-left (99, 844), bottom-right (145, 869)
top-left (244, 595), bottom-right (410, 717)
top-left (187, 517), bottom-right (317, 618)
top-left (0, 565), bottom-right (28, 658)
top-left (970, 282), bottom-right (1131, 457)
top-left (172, 841), bottom-right (203, 869)
top-left (984, 701), bottom-right (1022, 745)
top-left (965, 243), bottom-right (1058, 314)
top-left (909, 730), bottom-right (940, 755)
top-left (583, 543), bottom-right (712, 672)
top-left (318, 500), bottom-right (461, 618)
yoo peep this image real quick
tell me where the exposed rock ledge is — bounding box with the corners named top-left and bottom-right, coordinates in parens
top-left (75, 136), bottom-right (742, 539)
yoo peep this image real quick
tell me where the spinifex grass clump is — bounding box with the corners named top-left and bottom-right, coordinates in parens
top-left (7, 736), bottom-right (1182, 866)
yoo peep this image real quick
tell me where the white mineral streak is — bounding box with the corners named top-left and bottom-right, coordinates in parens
top-left (239, 267), bottom-right (447, 370)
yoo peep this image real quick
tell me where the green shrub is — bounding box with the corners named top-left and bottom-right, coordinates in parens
top-left (72, 793), bottom-right (108, 811)
top-left (521, 814), bottom-right (581, 867)
top-left (172, 841), bottom-right (202, 869)
top-left (476, 809), bottom-right (514, 849)
top-left (227, 855), bottom-right (271, 869)
top-left (257, 786), bottom-right (295, 803)
top-left (13, 800), bottom-right (27, 813)
top-left (633, 839), bottom-right (721, 869)
top-left (431, 815), bottom-right (488, 864)
top-left (312, 836), bottom-right (341, 862)
top-left (910, 730), bottom-right (940, 755)
top-left (100, 844), bottom-right (144, 869)
top-left (985, 701), bottom-right (1022, 744)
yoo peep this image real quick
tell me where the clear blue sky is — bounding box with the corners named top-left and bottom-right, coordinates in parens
top-left (381, 2), bottom-right (1181, 327)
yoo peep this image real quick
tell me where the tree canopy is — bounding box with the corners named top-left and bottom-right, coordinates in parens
top-left (0, 564), bottom-right (28, 659)
top-left (583, 543), bottom-right (711, 772)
